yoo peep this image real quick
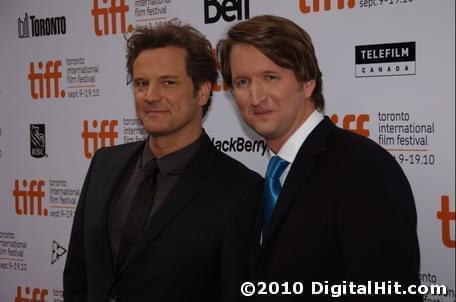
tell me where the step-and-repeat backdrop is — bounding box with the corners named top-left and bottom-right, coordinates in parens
top-left (1, 0), bottom-right (454, 301)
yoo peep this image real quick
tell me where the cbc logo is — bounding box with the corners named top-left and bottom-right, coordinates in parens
top-left (13, 179), bottom-right (47, 216)
top-left (91, 0), bottom-right (133, 36)
top-left (81, 120), bottom-right (118, 159)
top-left (300, 0), bottom-right (356, 13)
top-left (28, 60), bottom-right (64, 99)
top-left (330, 114), bottom-right (370, 137)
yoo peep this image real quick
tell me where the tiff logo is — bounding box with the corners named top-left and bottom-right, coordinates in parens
top-left (91, 0), bottom-right (133, 36)
top-left (330, 114), bottom-right (370, 137)
top-left (82, 120), bottom-right (118, 159)
top-left (13, 180), bottom-right (47, 216)
top-left (15, 286), bottom-right (48, 302)
top-left (300, 0), bottom-right (356, 13)
top-left (28, 60), bottom-right (65, 99)
top-left (18, 13), bottom-right (30, 38)
top-left (437, 195), bottom-right (455, 249)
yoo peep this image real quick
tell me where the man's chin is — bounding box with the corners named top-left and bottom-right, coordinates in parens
top-left (250, 125), bottom-right (277, 140)
top-left (144, 125), bottom-right (171, 138)
top-left (147, 130), bottom-right (170, 138)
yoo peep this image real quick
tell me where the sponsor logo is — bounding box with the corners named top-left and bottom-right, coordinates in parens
top-left (51, 240), bottom-right (67, 264)
top-left (81, 120), bottom-right (118, 159)
top-left (15, 286), bottom-right (48, 302)
top-left (18, 13), bottom-right (66, 39)
top-left (355, 41), bottom-right (416, 77)
top-left (91, 0), bottom-right (133, 36)
top-left (330, 114), bottom-right (370, 137)
top-left (204, 0), bottom-right (250, 24)
top-left (300, 0), bottom-right (355, 14)
top-left (13, 180), bottom-right (47, 216)
top-left (28, 60), bottom-right (65, 99)
top-left (211, 137), bottom-right (267, 156)
top-left (437, 195), bottom-right (455, 248)
top-left (30, 124), bottom-right (46, 158)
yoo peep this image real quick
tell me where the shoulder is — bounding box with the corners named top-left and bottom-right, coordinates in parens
top-left (199, 132), bottom-right (263, 185)
top-left (94, 140), bottom-right (144, 156)
top-left (322, 124), bottom-right (409, 186)
top-left (90, 140), bottom-right (145, 165)
top-left (308, 119), bottom-right (407, 183)
top-left (211, 147), bottom-right (263, 184)
top-left (327, 124), bottom-right (395, 164)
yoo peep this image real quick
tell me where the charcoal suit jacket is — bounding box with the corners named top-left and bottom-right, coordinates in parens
top-left (63, 133), bottom-right (262, 302)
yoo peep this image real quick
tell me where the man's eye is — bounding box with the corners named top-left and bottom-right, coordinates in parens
top-left (264, 74), bottom-right (278, 81)
top-left (235, 78), bottom-right (249, 88)
top-left (162, 80), bottom-right (177, 86)
top-left (134, 81), bottom-right (147, 88)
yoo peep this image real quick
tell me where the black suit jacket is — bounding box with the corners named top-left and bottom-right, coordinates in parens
top-left (251, 117), bottom-right (422, 301)
top-left (63, 134), bottom-right (263, 302)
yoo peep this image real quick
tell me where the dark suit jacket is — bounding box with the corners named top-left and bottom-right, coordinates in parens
top-left (63, 134), bottom-right (263, 302)
top-left (251, 117), bottom-right (422, 301)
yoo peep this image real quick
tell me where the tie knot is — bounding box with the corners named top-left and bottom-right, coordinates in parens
top-left (265, 156), bottom-right (289, 180)
top-left (143, 158), bottom-right (159, 176)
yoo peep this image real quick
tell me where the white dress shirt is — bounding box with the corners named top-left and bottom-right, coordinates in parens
top-left (268, 110), bottom-right (324, 185)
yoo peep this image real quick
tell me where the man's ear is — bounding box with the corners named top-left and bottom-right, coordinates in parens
top-left (303, 79), bottom-right (316, 98)
top-left (196, 81), bottom-right (212, 106)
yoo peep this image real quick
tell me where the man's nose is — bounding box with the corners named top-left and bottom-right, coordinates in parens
top-left (144, 82), bottom-right (161, 103)
top-left (250, 79), bottom-right (267, 106)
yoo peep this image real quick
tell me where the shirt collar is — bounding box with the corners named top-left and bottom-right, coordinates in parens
top-left (140, 133), bottom-right (203, 176)
top-left (270, 110), bottom-right (324, 163)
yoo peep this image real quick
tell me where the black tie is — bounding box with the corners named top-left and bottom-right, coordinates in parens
top-left (116, 159), bottom-right (158, 268)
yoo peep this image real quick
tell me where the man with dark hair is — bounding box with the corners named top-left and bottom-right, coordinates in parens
top-left (64, 20), bottom-right (262, 302)
top-left (218, 15), bottom-right (422, 301)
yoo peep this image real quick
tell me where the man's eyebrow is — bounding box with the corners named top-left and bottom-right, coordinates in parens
top-left (159, 75), bottom-right (179, 79)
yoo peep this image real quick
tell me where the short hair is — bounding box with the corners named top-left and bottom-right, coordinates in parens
top-left (217, 15), bottom-right (325, 111)
top-left (126, 20), bottom-right (218, 116)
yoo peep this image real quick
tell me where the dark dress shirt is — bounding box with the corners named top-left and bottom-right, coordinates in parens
top-left (108, 135), bottom-right (202, 262)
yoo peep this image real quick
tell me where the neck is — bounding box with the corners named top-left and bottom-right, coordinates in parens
top-left (267, 107), bottom-right (316, 154)
top-left (267, 138), bottom-right (287, 154)
top-left (148, 128), bottom-right (202, 158)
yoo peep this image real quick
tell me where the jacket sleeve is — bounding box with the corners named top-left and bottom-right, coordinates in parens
top-left (63, 154), bottom-right (98, 302)
top-left (339, 155), bottom-right (422, 302)
top-left (220, 177), bottom-right (263, 302)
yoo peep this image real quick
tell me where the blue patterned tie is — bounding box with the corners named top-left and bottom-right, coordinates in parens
top-left (263, 156), bottom-right (289, 233)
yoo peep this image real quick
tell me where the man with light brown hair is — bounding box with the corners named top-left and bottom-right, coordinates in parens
top-left (218, 15), bottom-right (421, 301)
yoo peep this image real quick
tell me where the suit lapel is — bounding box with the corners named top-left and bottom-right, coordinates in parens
top-left (260, 117), bottom-right (333, 248)
top-left (117, 134), bottom-right (216, 273)
top-left (93, 142), bottom-right (144, 275)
